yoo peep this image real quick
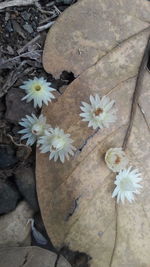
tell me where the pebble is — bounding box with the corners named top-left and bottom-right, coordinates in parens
top-left (21, 11), bottom-right (31, 21)
top-left (5, 87), bottom-right (35, 124)
top-left (31, 21), bottom-right (37, 30)
top-left (0, 144), bottom-right (18, 169)
top-left (15, 166), bottom-right (39, 212)
top-left (23, 23), bottom-right (34, 33)
top-left (0, 179), bottom-right (20, 214)
top-left (0, 246), bottom-right (71, 267)
top-left (6, 45), bottom-right (15, 55)
top-left (0, 201), bottom-right (34, 247)
top-left (5, 12), bottom-right (10, 23)
top-left (12, 20), bottom-right (26, 39)
top-left (57, 255), bottom-right (72, 267)
top-left (5, 20), bottom-right (13, 33)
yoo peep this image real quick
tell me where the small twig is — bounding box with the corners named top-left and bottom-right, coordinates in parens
top-left (37, 21), bottom-right (55, 32)
top-left (7, 134), bottom-right (29, 148)
top-left (0, 0), bottom-right (39, 10)
top-left (48, 12), bottom-right (60, 20)
top-left (7, 134), bottom-right (32, 160)
top-left (46, 1), bottom-right (55, 7)
top-left (122, 36), bottom-right (150, 150)
top-left (35, 5), bottom-right (54, 15)
top-left (54, 5), bottom-right (61, 15)
top-left (0, 50), bottom-right (42, 66)
top-left (39, 16), bottom-right (53, 25)
top-left (0, 60), bottom-right (27, 97)
top-left (17, 34), bottom-right (41, 54)
top-left (39, 12), bottom-right (59, 25)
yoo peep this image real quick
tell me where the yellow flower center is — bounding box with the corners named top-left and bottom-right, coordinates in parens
top-left (94, 108), bottom-right (103, 116)
top-left (34, 85), bottom-right (42, 91)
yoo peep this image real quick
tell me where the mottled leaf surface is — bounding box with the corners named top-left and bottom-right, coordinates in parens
top-left (43, 0), bottom-right (150, 78)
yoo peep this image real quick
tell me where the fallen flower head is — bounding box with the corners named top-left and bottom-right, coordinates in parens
top-left (18, 114), bottom-right (50, 146)
top-left (112, 167), bottom-right (142, 204)
top-left (38, 127), bottom-right (76, 163)
top-left (20, 77), bottom-right (56, 108)
top-left (105, 147), bottom-right (129, 172)
top-left (80, 94), bottom-right (117, 130)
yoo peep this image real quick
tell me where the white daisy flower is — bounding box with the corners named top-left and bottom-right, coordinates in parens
top-left (20, 77), bottom-right (56, 108)
top-left (105, 147), bottom-right (129, 172)
top-left (38, 127), bottom-right (76, 163)
top-left (18, 114), bottom-right (50, 146)
top-left (80, 94), bottom-right (116, 130)
top-left (112, 167), bottom-right (142, 204)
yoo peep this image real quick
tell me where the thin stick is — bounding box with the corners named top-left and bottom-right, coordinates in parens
top-left (122, 36), bottom-right (150, 150)
top-left (39, 12), bottom-right (59, 25)
top-left (46, 1), bottom-right (55, 7)
top-left (0, 0), bottom-right (38, 10)
top-left (1, 50), bottom-right (42, 66)
top-left (37, 21), bottom-right (55, 32)
top-left (7, 134), bottom-right (32, 160)
top-left (54, 5), bottom-right (61, 15)
top-left (17, 34), bottom-right (41, 54)
top-left (35, 5), bottom-right (55, 15)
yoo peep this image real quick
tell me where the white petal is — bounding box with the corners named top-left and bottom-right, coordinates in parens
top-left (112, 186), bottom-right (119, 198)
top-left (80, 94), bottom-right (116, 130)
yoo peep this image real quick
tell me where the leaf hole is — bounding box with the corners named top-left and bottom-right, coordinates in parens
top-left (60, 71), bottom-right (75, 84)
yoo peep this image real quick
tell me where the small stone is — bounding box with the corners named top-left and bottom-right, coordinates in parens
top-left (5, 87), bottom-right (35, 124)
top-left (57, 255), bottom-right (72, 267)
top-left (0, 201), bottom-right (34, 247)
top-left (15, 167), bottom-right (39, 212)
top-left (21, 11), bottom-right (31, 21)
top-left (7, 45), bottom-right (14, 55)
top-left (5, 12), bottom-right (10, 23)
top-left (0, 179), bottom-right (20, 214)
top-left (31, 21), bottom-right (37, 30)
top-left (12, 20), bottom-right (26, 39)
top-left (0, 247), bottom-right (57, 267)
top-left (5, 20), bottom-right (13, 33)
top-left (0, 144), bottom-right (18, 169)
top-left (0, 246), bottom-right (72, 267)
top-left (23, 23), bottom-right (33, 33)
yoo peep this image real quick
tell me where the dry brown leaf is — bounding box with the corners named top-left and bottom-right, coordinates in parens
top-left (37, 0), bottom-right (150, 266)
top-left (43, 0), bottom-right (150, 78)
